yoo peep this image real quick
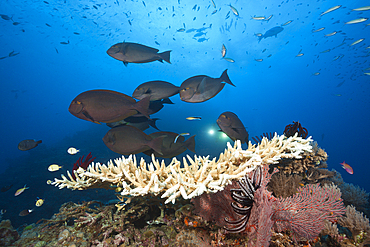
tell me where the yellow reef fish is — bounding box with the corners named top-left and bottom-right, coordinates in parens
top-left (364, 72), bottom-right (370, 75)
top-left (15, 185), bottom-right (29, 196)
top-left (345, 18), bottom-right (368, 25)
top-left (177, 28), bottom-right (185, 32)
top-left (224, 57), bottom-right (235, 63)
top-left (320, 5), bottom-right (341, 16)
top-left (35, 197), bottom-right (44, 207)
top-left (255, 33), bottom-right (263, 37)
top-left (313, 72), bottom-right (320, 76)
top-left (350, 39), bottom-right (364, 46)
top-left (186, 116), bottom-right (201, 120)
top-left (67, 147), bottom-right (79, 155)
top-left (255, 58), bottom-right (263, 62)
top-left (352, 6), bottom-right (370, 11)
top-left (296, 53), bottom-right (304, 57)
top-left (48, 164), bottom-right (62, 172)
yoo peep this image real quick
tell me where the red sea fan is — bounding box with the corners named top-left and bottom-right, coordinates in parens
top-left (273, 183), bottom-right (346, 241)
top-left (71, 152), bottom-right (96, 180)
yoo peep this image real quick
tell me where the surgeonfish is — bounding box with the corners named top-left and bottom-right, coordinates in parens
top-left (180, 69), bottom-right (235, 103)
top-left (15, 185), bottom-right (29, 196)
top-left (107, 42), bottom-right (171, 66)
top-left (320, 5), bottom-right (341, 16)
top-left (67, 147), bottom-right (79, 155)
top-left (102, 125), bottom-right (164, 155)
top-left (217, 112), bottom-right (249, 144)
top-left (18, 140), bottom-right (42, 151)
top-left (143, 132), bottom-right (195, 158)
top-left (258, 26), bottom-right (284, 42)
top-left (69, 89), bottom-right (151, 123)
top-left (132, 80), bottom-right (180, 101)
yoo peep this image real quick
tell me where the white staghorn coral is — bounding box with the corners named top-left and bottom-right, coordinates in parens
top-left (52, 133), bottom-right (313, 204)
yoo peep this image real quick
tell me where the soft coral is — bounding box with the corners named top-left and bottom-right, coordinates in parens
top-left (71, 152), bottom-right (96, 180)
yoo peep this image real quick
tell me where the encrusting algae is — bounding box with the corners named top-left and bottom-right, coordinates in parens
top-left (51, 133), bottom-right (312, 204)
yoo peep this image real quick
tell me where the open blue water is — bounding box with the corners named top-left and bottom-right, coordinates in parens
top-left (0, 0), bottom-right (369, 228)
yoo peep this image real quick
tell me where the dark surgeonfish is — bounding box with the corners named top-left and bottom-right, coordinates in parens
top-left (69, 90), bottom-right (150, 124)
top-left (102, 125), bottom-right (164, 155)
top-left (107, 42), bottom-right (171, 66)
top-left (132, 80), bottom-right (180, 101)
top-left (107, 117), bottom-right (160, 131)
top-left (258, 26), bottom-right (284, 42)
top-left (18, 139), bottom-right (42, 151)
top-left (179, 69), bottom-right (235, 103)
top-left (217, 112), bottom-right (249, 144)
top-left (143, 132), bottom-right (195, 158)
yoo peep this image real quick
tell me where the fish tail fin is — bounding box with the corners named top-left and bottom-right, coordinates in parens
top-left (149, 118), bottom-right (160, 130)
top-left (159, 50), bottom-right (171, 64)
top-left (149, 136), bottom-right (165, 155)
top-left (36, 140), bottom-right (42, 144)
top-left (161, 97), bottom-right (174, 104)
top-left (220, 69), bottom-right (235, 87)
top-left (134, 96), bottom-right (151, 119)
top-left (184, 135), bottom-right (196, 153)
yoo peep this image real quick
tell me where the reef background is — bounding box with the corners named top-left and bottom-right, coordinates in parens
top-left (0, 0), bottom-right (370, 244)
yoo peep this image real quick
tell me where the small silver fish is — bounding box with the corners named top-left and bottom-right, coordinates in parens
top-left (320, 5), bottom-right (341, 16)
top-left (224, 57), bottom-right (234, 63)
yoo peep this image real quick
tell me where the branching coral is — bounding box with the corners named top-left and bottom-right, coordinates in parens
top-left (51, 134), bottom-right (313, 204)
top-left (267, 172), bottom-right (302, 198)
top-left (338, 205), bottom-right (370, 239)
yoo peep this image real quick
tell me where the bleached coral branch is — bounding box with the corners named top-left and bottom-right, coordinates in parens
top-left (51, 133), bottom-right (312, 204)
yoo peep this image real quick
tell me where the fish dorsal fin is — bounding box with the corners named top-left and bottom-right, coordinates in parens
top-left (92, 89), bottom-right (136, 103)
top-left (198, 77), bottom-right (207, 93)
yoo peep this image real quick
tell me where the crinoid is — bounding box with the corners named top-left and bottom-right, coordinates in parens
top-left (224, 166), bottom-right (262, 233)
top-left (283, 121), bottom-right (308, 138)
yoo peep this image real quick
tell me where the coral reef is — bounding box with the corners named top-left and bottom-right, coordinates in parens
top-left (0, 219), bottom-right (19, 246)
top-left (338, 205), bottom-right (370, 241)
top-left (51, 134), bottom-right (313, 204)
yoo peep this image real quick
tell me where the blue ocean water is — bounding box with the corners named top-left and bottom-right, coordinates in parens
top-left (0, 0), bottom-right (369, 228)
